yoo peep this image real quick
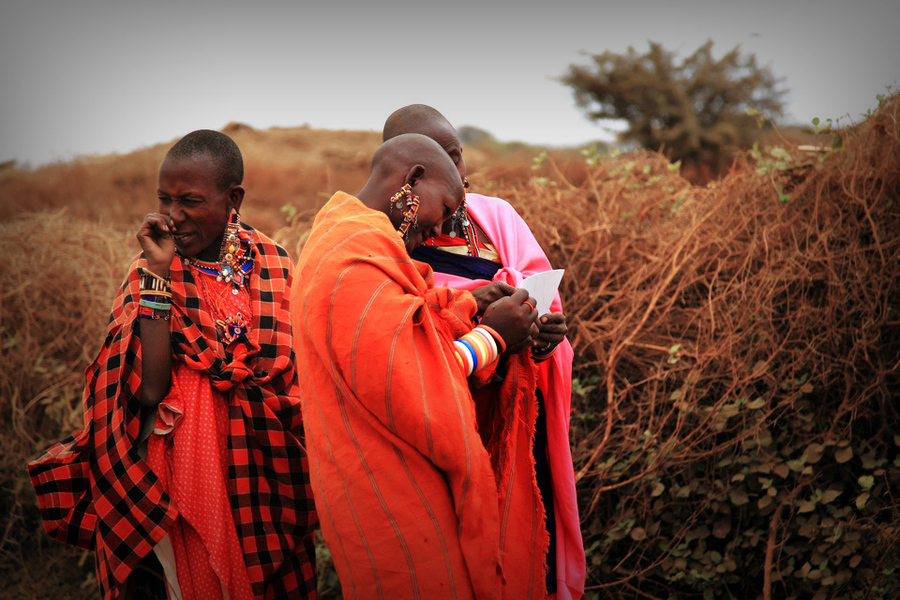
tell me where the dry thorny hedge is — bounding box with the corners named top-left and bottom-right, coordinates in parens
top-left (506, 94), bottom-right (899, 599)
top-left (1, 94), bottom-right (898, 599)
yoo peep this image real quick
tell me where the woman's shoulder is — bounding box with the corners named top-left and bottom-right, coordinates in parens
top-left (465, 192), bottom-right (529, 228)
top-left (465, 192), bottom-right (513, 208)
top-left (243, 223), bottom-right (292, 262)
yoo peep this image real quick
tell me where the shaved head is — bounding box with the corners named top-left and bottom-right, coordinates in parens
top-left (357, 132), bottom-right (465, 248)
top-left (165, 129), bottom-right (243, 191)
top-left (383, 104), bottom-right (452, 142)
top-left (382, 104), bottom-right (467, 186)
top-left (369, 132), bottom-right (456, 182)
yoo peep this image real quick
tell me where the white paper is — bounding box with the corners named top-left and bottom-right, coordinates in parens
top-left (518, 269), bottom-right (564, 315)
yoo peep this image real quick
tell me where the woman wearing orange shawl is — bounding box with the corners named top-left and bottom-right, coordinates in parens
top-left (292, 133), bottom-right (550, 599)
top-left (27, 130), bottom-right (317, 599)
top-left (385, 105), bottom-right (586, 600)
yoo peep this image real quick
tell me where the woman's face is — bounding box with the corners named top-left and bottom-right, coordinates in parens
top-left (403, 170), bottom-right (465, 252)
top-left (157, 154), bottom-right (242, 261)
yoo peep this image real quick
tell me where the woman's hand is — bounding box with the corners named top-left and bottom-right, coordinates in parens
top-left (470, 281), bottom-right (517, 315)
top-left (136, 213), bottom-right (176, 277)
top-left (480, 288), bottom-right (539, 354)
top-left (533, 312), bottom-right (567, 352)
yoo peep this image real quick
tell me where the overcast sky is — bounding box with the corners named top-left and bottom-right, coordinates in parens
top-left (2, 0), bottom-right (898, 167)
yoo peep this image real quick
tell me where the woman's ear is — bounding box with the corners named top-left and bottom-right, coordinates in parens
top-left (404, 164), bottom-right (426, 187)
top-left (230, 185), bottom-right (246, 212)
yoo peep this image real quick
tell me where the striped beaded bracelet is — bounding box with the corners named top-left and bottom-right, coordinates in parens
top-left (138, 296), bottom-right (171, 320)
top-left (454, 325), bottom-right (504, 377)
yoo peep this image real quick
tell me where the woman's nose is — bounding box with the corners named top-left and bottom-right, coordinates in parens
top-left (167, 203), bottom-right (184, 222)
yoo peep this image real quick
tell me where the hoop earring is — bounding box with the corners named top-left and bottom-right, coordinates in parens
top-left (390, 184), bottom-right (420, 239)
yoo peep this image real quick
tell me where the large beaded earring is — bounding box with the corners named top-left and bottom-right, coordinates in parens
top-left (391, 184), bottom-right (420, 240)
top-left (448, 201), bottom-right (469, 238)
top-left (216, 209), bottom-right (251, 291)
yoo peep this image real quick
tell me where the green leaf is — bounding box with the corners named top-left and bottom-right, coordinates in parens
top-left (630, 527), bottom-right (647, 540)
top-left (820, 489), bottom-right (842, 504)
top-left (712, 519), bottom-right (731, 539)
top-left (858, 475), bottom-right (875, 490)
top-left (797, 500), bottom-right (816, 513)
top-left (747, 397), bottom-right (766, 410)
top-left (804, 443), bottom-right (825, 464)
top-left (729, 488), bottom-right (749, 506)
top-left (856, 493), bottom-right (870, 509)
top-left (651, 482), bottom-right (665, 497)
top-left (834, 446), bottom-right (853, 463)
top-left (787, 459), bottom-right (805, 472)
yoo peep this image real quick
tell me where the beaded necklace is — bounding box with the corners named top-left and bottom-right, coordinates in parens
top-left (446, 203), bottom-right (480, 257)
top-left (182, 213), bottom-right (255, 344)
top-left (188, 260), bottom-right (253, 344)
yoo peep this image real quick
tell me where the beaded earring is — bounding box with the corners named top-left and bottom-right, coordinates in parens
top-left (448, 200), bottom-right (479, 256)
top-left (390, 184), bottom-right (420, 239)
top-left (208, 209), bottom-right (253, 294)
top-left (448, 201), bottom-right (469, 238)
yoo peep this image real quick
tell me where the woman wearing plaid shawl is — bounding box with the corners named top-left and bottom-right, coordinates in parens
top-left (27, 130), bottom-right (317, 599)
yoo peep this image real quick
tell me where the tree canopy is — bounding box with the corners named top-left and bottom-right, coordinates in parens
top-left (561, 40), bottom-right (787, 178)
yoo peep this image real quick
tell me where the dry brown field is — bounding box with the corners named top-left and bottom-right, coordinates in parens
top-left (1, 96), bottom-right (898, 599)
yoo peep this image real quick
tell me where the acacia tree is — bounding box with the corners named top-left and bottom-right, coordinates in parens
top-left (561, 40), bottom-right (786, 179)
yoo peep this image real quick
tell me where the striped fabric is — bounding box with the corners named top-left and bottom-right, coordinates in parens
top-left (292, 191), bottom-right (549, 599)
top-left (27, 225), bottom-right (317, 600)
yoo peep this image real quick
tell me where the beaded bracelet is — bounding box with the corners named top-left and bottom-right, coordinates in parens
top-left (138, 303), bottom-right (170, 321)
top-left (531, 342), bottom-right (559, 362)
top-left (139, 289), bottom-right (172, 299)
top-left (138, 267), bottom-right (172, 292)
top-left (454, 325), bottom-right (502, 377)
top-left (139, 298), bottom-right (172, 311)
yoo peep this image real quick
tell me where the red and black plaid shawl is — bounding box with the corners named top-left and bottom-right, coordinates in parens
top-left (27, 224), bottom-right (317, 600)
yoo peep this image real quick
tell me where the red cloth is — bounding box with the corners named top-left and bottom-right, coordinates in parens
top-left (421, 193), bottom-right (586, 600)
top-left (145, 361), bottom-right (254, 600)
top-left (292, 192), bottom-right (549, 599)
top-left (27, 226), bottom-right (317, 600)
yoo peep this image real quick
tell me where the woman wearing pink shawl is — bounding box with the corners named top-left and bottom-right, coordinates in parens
top-left (384, 105), bottom-right (585, 600)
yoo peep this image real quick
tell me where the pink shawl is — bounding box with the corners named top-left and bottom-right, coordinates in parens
top-left (423, 192), bottom-right (585, 600)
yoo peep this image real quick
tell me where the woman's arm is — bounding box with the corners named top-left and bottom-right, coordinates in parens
top-left (135, 213), bottom-right (176, 408)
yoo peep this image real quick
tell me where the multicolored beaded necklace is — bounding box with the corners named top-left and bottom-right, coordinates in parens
top-left (183, 212), bottom-right (255, 344)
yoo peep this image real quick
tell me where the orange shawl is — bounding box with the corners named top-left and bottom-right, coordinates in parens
top-left (292, 192), bottom-right (548, 599)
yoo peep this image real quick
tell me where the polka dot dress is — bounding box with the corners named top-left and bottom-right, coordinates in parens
top-left (146, 275), bottom-right (255, 600)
